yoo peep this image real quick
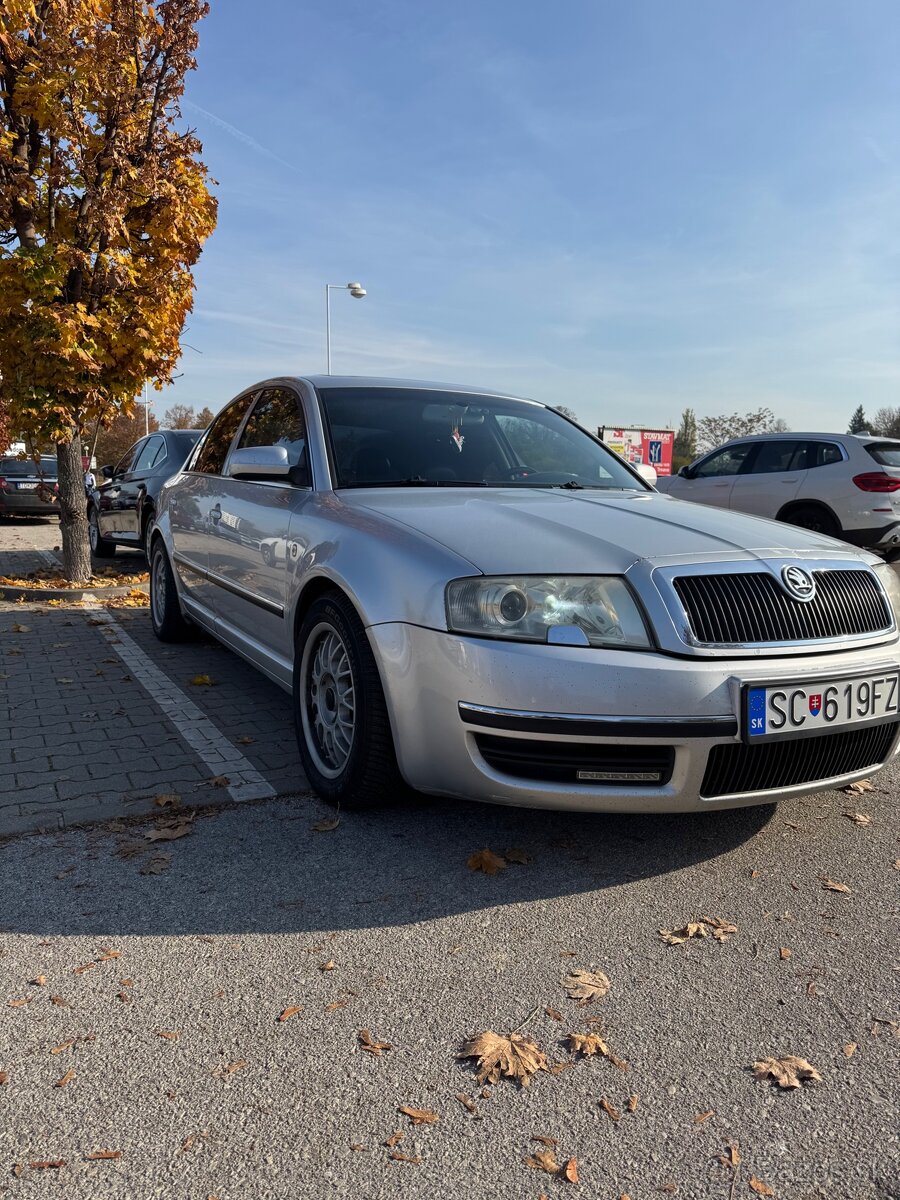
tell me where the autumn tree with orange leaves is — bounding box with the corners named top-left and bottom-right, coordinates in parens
top-left (0, 0), bottom-right (216, 579)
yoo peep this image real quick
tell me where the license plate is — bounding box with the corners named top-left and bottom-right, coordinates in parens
top-left (744, 671), bottom-right (900, 742)
top-left (16, 482), bottom-right (38, 490)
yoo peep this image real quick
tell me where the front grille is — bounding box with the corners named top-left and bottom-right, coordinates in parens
top-left (701, 721), bottom-right (899, 797)
top-left (673, 569), bottom-right (891, 645)
top-left (474, 735), bottom-right (674, 785)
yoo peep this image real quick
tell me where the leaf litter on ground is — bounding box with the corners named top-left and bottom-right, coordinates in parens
top-left (466, 848), bottom-right (507, 875)
top-left (566, 1031), bottom-right (629, 1071)
top-left (752, 1055), bottom-right (822, 1089)
top-left (563, 968), bottom-right (611, 1003)
top-left (658, 916), bottom-right (737, 945)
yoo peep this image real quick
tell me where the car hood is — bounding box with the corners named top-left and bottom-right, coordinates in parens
top-left (342, 488), bottom-right (864, 575)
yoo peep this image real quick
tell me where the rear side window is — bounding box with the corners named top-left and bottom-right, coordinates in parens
top-left (865, 442), bottom-right (900, 467)
top-left (236, 387), bottom-right (308, 472)
top-left (192, 393), bottom-right (256, 474)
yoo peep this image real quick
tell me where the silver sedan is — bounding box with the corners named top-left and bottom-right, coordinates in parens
top-left (150, 377), bottom-right (900, 813)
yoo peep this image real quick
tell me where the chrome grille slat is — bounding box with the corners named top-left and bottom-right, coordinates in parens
top-left (673, 569), bottom-right (891, 646)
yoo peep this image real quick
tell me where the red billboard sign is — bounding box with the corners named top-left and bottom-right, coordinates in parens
top-left (600, 428), bottom-right (674, 477)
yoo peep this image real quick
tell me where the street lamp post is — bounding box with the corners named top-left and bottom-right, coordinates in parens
top-left (325, 281), bottom-right (366, 374)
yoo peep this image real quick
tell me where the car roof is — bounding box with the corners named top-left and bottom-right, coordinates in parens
top-left (264, 375), bottom-right (542, 404)
top-left (716, 431), bottom-right (900, 446)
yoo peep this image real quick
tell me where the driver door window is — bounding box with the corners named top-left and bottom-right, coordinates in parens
top-left (232, 387), bottom-right (309, 483)
top-left (675, 442), bottom-right (754, 510)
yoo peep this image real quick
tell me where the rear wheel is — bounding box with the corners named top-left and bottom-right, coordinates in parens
top-left (782, 504), bottom-right (841, 538)
top-left (88, 507), bottom-right (116, 558)
top-left (293, 592), bottom-right (404, 809)
top-left (149, 540), bottom-right (193, 642)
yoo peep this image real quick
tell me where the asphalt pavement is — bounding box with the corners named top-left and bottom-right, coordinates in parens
top-left (0, 515), bottom-right (898, 1199)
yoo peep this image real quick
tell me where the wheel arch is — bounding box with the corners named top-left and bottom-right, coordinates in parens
top-left (776, 498), bottom-right (842, 528)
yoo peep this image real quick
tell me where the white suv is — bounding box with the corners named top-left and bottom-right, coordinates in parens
top-left (658, 432), bottom-right (900, 557)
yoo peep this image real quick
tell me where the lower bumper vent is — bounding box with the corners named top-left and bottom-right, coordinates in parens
top-left (474, 735), bottom-right (674, 786)
top-left (701, 722), bottom-right (899, 798)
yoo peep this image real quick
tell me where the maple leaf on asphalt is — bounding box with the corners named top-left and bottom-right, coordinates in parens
top-left (189, 674), bottom-right (215, 686)
top-left (566, 1031), bottom-right (629, 1070)
top-left (358, 1029), bottom-right (391, 1056)
top-left (843, 810), bottom-right (871, 826)
top-left (466, 849), bottom-right (507, 875)
top-left (749, 1178), bottom-right (776, 1196)
top-left (563, 968), bottom-right (611, 1003)
top-left (144, 822), bottom-right (192, 842)
top-left (526, 1148), bottom-right (560, 1174)
top-left (752, 1055), bottom-right (822, 1089)
top-left (398, 1105), bottom-right (439, 1125)
top-left (842, 778), bottom-right (873, 795)
top-left (457, 1030), bottom-right (548, 1087)
top-left (822, 879), bottom-right (851, 894)
top-left (658, 922), bottom-right (708, 945)
top-left (700, 916), bottom-right (738, 942)
top-left (311, 816), bottom-right (340, 832)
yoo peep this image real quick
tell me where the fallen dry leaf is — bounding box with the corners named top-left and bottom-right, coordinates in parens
top-left (8, 997), bottom-right (30, 1008)
top-left (843, 810), bottom-right (871, 826)
top-left (54, 1069), bottom-right (75, 1088)
top-left (723, 1142), bottom-right (740, 1168)
top-left (140, 855), bottom-right (170, 875)
top-left (385, 1131), bottom-right (404, 1148)
top-left (28, 1161), bottom-right (66, 1170)
top-left (144, 823), bottom-right (192, 842)
top-left (349, 1143), bottom-right (366, 1152)
top-left (455, 1093), bottom-right (478, 1114)
top-left (843, 1043), bottom-right (857, 1058)
top-left (388, 1150), bottom-right (421, 1164)
top-left (701, 916), bottom-right (738, 942)
top-left (658, 1184), bottom-right (678, 1195)
top-left (466, 848), bottom-right (507, 875)
top-left (458, 1030), bottom-right (548, 1087)
top-left (32, 975), bottom-right (47, 987)
top-left (189, 674), bottom-right (215, 686)
top-left (50, 996), bottom-right (69, 1007)
top-left (207, 775), bottom-right (230, 788)
top-left (398, 1105), bottom-right (439, 1125)
top-left (50, 1039), bottom-right (75, 1055)
top-left (97, 949), bottom-right (120, 961)
top-left (599, 1096), bottom-right (621, 1122)
top-left (311, 816), bottom-right (341, 832)
top-left (545, 1006), bottom-right (563, 1022)
top-left (749, 1177), bottom-right (775, 1197)
top-left (12, 623), bottom-right (30, 632)
top-left (627, 1093), bottom-right (638, 1112)
top-left (84, 1150), bottom-right (122, 1161)
top-left (564, 968), bottom-right (611, 1004)
top-left (752, 1055), bottom-right (822, 1089)
top-left (566, 1031), bottom-right (629, 1070)
top-left (694, 1110), bottom-right (714, 1124)
top-left (822, 879), bottom-right (851, 894)
top-left (779, 947), bottom-right (792, 960)
top-left (659, 921), bottom-right (708, 945)
top-left (842, 778), bottom-right (873, 795)
top-left (526, 1148), bottom-right (560, 1174)
top-left (504, 847), bottom-right (532, 864)
top-left (72, 961), bottom-right (96, 975)
top-left (154, 793), bottom-right (181, 809)
top-left (320, 959), bottom-right (336, 972)
top-left (324, 998), bottom-right (349, 1013)
top-left (278, 1006), bottom-right (303, 1022)
top-left (562, 1158), bottom-right (579, 1183)
top-left (237, 735), bottom-right (255, 745)
top-left (358, 1029), bottom-right (392, 1056)
top-left (156, 1030), bottom-right (179, 1041)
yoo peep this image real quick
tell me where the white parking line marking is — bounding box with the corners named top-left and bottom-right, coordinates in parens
top-left (83, 604), bottom-right (277, 803)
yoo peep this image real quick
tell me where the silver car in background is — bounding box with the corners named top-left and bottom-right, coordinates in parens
top-left (150, 377), bottom-right (900, 813)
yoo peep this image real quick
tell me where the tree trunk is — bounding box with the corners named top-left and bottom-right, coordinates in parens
top-left (56, 433), bottom-right (92, 583)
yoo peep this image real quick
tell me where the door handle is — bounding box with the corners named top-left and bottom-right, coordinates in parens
top-left (210, 504), bottom-right (222, 523)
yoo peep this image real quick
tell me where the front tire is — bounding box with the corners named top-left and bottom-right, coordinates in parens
top-left (149, 540), bottom-right (193, 642)
top-left (88, 507), bottom-right (117, 558)
top-left (293, 592), bottom-right (404, 809)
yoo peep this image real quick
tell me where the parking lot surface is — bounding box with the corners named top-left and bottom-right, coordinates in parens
top-left (0, 516), bottom-right (897, 1199)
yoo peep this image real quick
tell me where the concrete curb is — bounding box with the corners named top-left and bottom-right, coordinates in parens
top-left (0, 580), bottom-right (149, 602)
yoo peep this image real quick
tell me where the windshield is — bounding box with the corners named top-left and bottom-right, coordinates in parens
top-left (318, 387), bottom-right (646, 491)
top-left (0, 457), bottom-right (57, 478)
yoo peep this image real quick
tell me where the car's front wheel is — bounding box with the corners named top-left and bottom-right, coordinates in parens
top-left (149, 540), bottom-right (193, 642)
top-left (88, 507), bottom-right (116, 558)
top-left (293, 592), bottom-right (404, 809)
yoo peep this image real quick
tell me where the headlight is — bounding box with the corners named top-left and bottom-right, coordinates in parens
top-left (872, 563), bottom-right (900, 624)
top-left (446, 576), bottom-right (651, 648)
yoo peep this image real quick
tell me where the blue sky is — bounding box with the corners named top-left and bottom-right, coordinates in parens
top-left (161, 0), bottom-right (900, 435)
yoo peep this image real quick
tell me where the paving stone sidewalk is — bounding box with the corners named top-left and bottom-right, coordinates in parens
top-left (1, 545), bottom-right (308, 837)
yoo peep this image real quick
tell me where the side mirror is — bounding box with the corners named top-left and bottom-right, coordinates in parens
top-left (226, 445), bottom-right (292, 480)
top-left (634, 463), bottom-right (657, 486)
top-left (101, 464), bottom-right (114, 479)
top-left (678, 465), bottom-right (693, 479)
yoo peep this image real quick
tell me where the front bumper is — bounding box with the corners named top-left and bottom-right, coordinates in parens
top-left (368, 624), bottom-right (900, 812)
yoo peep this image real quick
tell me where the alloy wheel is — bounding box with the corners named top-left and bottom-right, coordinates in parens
top-left (300, 622), bottom-right (356, 778)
